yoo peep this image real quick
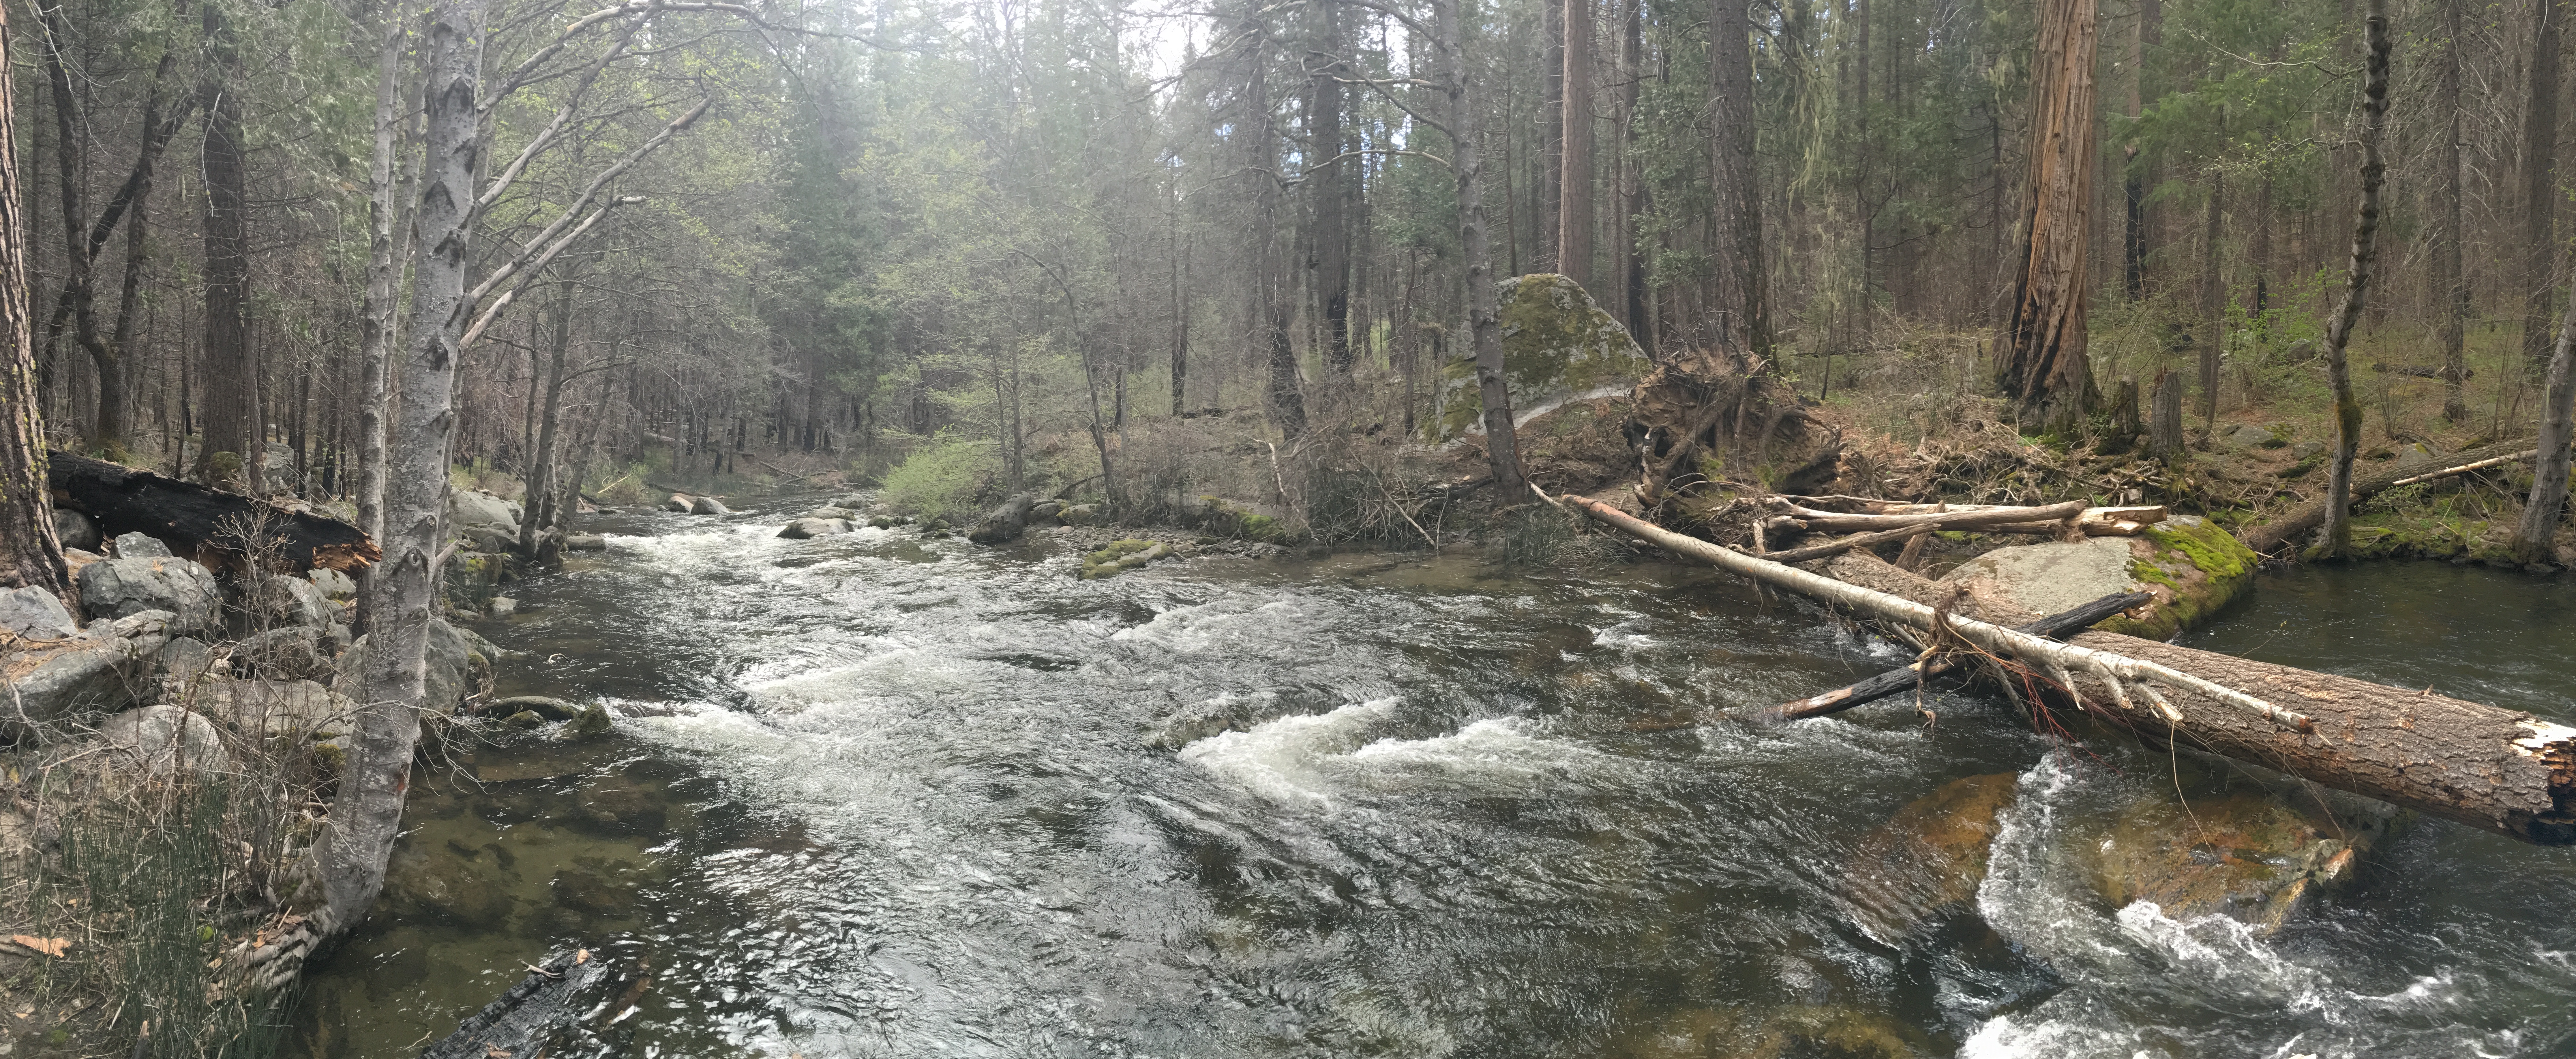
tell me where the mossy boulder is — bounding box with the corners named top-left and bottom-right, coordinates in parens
top-left (1081, 539), bottom-right (1171, 579)
top-left (1934, 515), bottom-right (2255, 640)
top-left (1432, 274), bottom-right (1649, 440)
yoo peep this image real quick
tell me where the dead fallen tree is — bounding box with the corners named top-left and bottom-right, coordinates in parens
top-left (48, 451), bottom-right (380, 571)
top-left (1750, 590), bottom-right (2153, 722)
top-left (2239, 436), bottom-right (2548, 556)
top-left (1542, 487), bottom-right (2576, 845)
top-left (419, 947), bottom-right (637, 1058)
top-left (1765, 497), bottom-right (2165, 537)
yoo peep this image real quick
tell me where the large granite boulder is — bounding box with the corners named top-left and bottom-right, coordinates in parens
top-left (449, 489), bottom-right (523, 529)
top-left (250, 575), bottom-right (340, 631)
top-left (689, 495), bottom-right (733, 516)
top-left (76, 556), bottom-right (220, 635)
top-left (100, 704), bottom-right (230, 777)
top-left (111, 532), bottom-right (172, 558)
top-left (196, 678), bottom-right (355, 739)
top-left (1433, 274), bottom-right (1650, 440)
top-left (2088, 782), bottom-right (2400, 937)
top-left (0, 585), bottom-right (80, 641)
top-left (2, 611), bottom-right (172, 729)
top-left (777, 517), bottom-right (855, 540)
top-left (336, 618), bottom-right (494, 714)
top-left (1933, 516), bottom-right (2256, 640)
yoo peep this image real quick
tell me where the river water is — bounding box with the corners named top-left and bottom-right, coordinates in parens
top-left (293, 503), bottom-right (2576, 1057)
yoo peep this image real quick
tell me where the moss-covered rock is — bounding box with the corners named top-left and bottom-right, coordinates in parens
top-left (2088, 782), bottom-right (2399, 936)
top-left (1081, 539), bottom-right (1171, 579)
top-left (1433, 274), bottom-right (1649, 440)
top-left (2102, 514), bottom-right (2260, 639)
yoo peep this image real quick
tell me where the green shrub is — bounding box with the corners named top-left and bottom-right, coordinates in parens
top-left (878, 434), bottom-right (1005, 525)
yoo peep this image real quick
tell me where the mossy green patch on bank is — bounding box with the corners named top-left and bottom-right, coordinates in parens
top-left (2096, 517), bottom-right (2259, 639)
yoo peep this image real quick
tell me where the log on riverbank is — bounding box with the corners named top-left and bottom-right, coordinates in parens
top-left (2237, 436), bottom-right (2549, 556)
top-left (1544, 489), bottom-right (2576, 845)
top-left (47, 452), bottom-right (379, 572)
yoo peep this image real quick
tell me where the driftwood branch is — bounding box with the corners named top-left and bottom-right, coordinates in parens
top-left (2241, 436), bottom-right (2543, 554)
top-left (1749, 591), bottom-right (2152, 722)
top-left (2389, 448), bottom-right (2541, 487)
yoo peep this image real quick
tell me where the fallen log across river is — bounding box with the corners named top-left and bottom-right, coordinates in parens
top-left (1538, 487), bottom-right (2576, 845)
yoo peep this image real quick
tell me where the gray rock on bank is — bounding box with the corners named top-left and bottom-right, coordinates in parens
top-left (4, 610), bottom-right (174, 729)
top-left (100, 704), bottom-right (230, 777)
top-left (78, 554), bottom-right (220, 635)
top-left (51, 509), bottom-right (100, 551)
top-left (112, 532), bottom-right (172, 558)
top-left (0, 585), bottom-right (80, 641)
top-left (336, 618), bottom-right (494, 714)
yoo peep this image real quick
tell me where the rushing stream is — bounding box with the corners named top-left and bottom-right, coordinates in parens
top-left (293, 502), bottom-right (2576, 1057)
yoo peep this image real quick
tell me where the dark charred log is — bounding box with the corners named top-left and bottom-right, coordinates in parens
top-left (46, 451), bottom-right (379, 572)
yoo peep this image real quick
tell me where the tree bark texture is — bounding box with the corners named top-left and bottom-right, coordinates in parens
top-left (2149, 368), bottom-right (2183, 460)
top-left (321, 0), bottom-right (483, 944)
top-left (2316, 3), bottom-right (2391, 559)
top-left (1440, 0), bottom-right (1527, 503)
top-left (519, 278), bottom-right (574, 556)
top-left (195, 0), bottom-right (262, 492)
top-left (358, 0), bottom-right (406, 545)
top-left (2525, 0), bottom-right (2564, 373)
top-left (1246, 19), bottom-right (1304, 436)
top-left (1994, 0), bottom-right (2100, 434)
top-left (1556, 0), bottom-right (1595, 295)
top-left (2198, 113), bottom-right (2225, 429)
top-left (1307, 0), bottom-right (1353, 376)
top-left (1538, 0), bottom-right (1563, 274)
top-left (2515, 301), bottom-right (2576, 564)
top-left (1555, 491), bottom-right (2576, 846)
top-left (0, 3), bottom-right (67, 599)
top-left (2439, 0), bottom-right (2470, 422)
top-left (1708, 0), bottom-right (1767, 357)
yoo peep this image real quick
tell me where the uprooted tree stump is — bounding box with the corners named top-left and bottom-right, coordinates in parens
top-left (1625, 346), bottom-right (1841, 504)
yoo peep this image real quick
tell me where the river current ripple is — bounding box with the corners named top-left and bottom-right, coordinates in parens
top-left (297, 504), bottom-right (2576, 1058)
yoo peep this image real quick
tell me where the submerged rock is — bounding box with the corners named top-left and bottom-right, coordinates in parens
top-left (1843, 773), bottom-right (2020, 941)
top-left (565, 533), bottom-right (608, 551)
top-left (1434, 273), bottom-right (1650, 440)
top-left (777, 517), bottom-right (855, 540)
top-left (1081, 539), bottom-right (1172, 579)
top-left (2089, 784), bottom-right (2397, 936)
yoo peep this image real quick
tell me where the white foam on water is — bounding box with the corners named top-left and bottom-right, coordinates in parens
top-left (1112, 597), bottom-right (1309, 654)
top-left (1345, 716), bottom-right (1605, 794)
top-left (1178, 698), bottom-right (1401, 808)
top-left (1957, 1013), bottom-right (2143, 1058)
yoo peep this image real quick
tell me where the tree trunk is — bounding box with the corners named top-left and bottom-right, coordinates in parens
top-left (519, 278), bottom-right (574, 557)
top-left (2243, 436), bottom-right (2543, 555)
top-left (2316, 2), bottom-right (2391, 559)
top-left (2439, 0), bottom-right (2470, 422)
top-left (2123, 0), bottom-right (2158, 300)
top-left (1246, 18), bottom-right (1304, 436)
top-left (1308, 0), bottom-right (1353, 377)
top-left (195, 0), bottom-right (262, 493)
top-left (2198, 113), bottom-right (2225, 429)
top-left (2517, 317), bottom-right (2576, 565)
top-left (1169, 214), bottom-right (1187, 416)
top-left (1994, 0), bottom-right (2101, 434)
top-left (2149, 368), bottom-right (2183, 460)
top-left (320, 0), bottom-right (483, 944)
top-left (1556, 0), bottom-right (1594, 294)
top-left (1709, 0), bottom-right (1766, 357)
top-left (1441, 0), bottom-right (1527, 504)
top-left (1620, 0), bottom-right (1651, 345)
top-left (0, 4), bottom-right (65, 599)
top-left (1538, 0), bottom-right (1563, 273)
top-left (2523, 0), bottom-right (2561, 374)
top-left (357, 0), bottom-right (404, 546)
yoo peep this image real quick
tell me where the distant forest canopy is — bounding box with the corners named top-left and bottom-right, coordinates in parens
top-left (13, 0), bottom-right (2558, 491)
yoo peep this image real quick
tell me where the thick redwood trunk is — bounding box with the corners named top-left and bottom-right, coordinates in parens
top-left (1556, 0), bottom-right (1594, 294)
top-left (1708, 0), bottom-right (1765, 356)
top-left (1994, 0), bottom-right (2100, 434)
top-left (1440, 0), bottom-right (1527, 503)
top-left (196, 1), bottom-right (262, 491)
top-left (0, 3), bottom-right (64, 599)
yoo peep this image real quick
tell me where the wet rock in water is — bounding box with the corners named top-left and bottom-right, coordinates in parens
top-left (868, 514), bottom-right (910, 528)
top-left (1607, 1004), bottom-right (1933, 1059)
top-left (233, 625), bottom-right (334, 680)
top-left (777, 517), bottom-right (854, 539)
top-left (570, 702), bottom-right (614, 739)
top-left (197, 677), bottom-right (353, 738)
top-left (100, 704), bottom-right (230, 776)
top-left (2088, 782), bottom-right (2399, 936)
top-left (336, 618), bottom-right (491, 714)
top-left (1843, 773), bottom-right (2020, 941)
top-left (569, 777), bottom-right (668, 836)
top-left (1934, 515), bottom-right (2253, 640)
top-left (565, 532), bottom-right (608, 551)
top-left (803, 505), bottom-right (859, 521)
top-left (77, 554), bottom-right (220, 634)
top-left (306, 566), bottom-right (358, 600)
top-left (551, 859), bottom-right (643, 918)
top-left (488, 596), bottom-right (518, 619)
top-left (1028, 499), bottom-right (1065, 525)
top-left (491, 695), bottom-right (584, 721)
top-left (381, 841), bottom-right (516, 928)
top-left (1081, 539), bottom-right (1171, 579)
top-left (663, 493), bottom-right (696, 512)
top-left (689, 495), bottom-right (733, 516)
top-left (111, 531), bottom-right (172, 558)
top-left (0, 585), bottom-right (80, 641)
top-left (1433, 273), bottom-right (1650, 440)
top-left (51, 509), bottom-right (100, 551)
top-left (968, 493), bottom-right (1038, 545)
top-left (504, 710), bottom-right (545, 728)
